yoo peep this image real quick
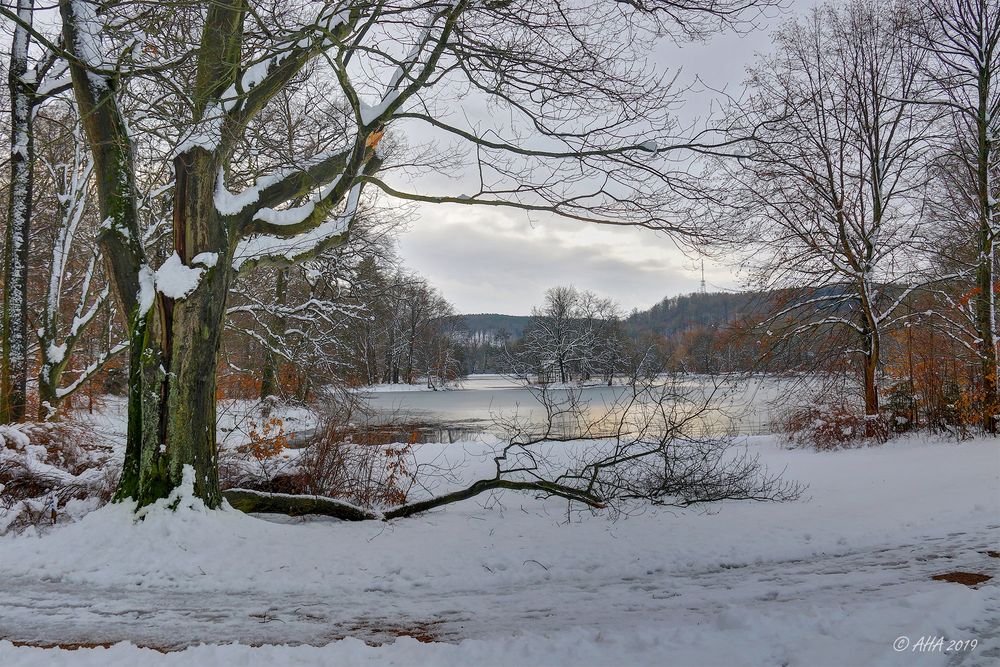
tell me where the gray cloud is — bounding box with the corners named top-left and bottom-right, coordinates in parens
top-left (397, 206), bottom-right (733, 314)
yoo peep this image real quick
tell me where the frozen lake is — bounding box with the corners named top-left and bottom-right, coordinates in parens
top-left (357, 374), bottom-right (782, 440)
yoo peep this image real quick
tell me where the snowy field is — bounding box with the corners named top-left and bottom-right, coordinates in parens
top-left (0, 433), bottom-right (997, 666)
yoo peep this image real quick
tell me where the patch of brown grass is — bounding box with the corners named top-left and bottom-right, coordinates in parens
top-left (931, 571), bottom-right (992, 587)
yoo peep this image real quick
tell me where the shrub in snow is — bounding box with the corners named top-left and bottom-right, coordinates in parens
top-left (883, 380), bottom-right (917, 433)
top-left (0, 421), bottom-right (117, 534)
top-left (294, 419), bottom-right (415, 507)
top-left (219, 401), bottom-right (415, 509)
top-left (780, 404), bottom-right (889, 450)
top-left (238, 416), bottom-right (294, 480)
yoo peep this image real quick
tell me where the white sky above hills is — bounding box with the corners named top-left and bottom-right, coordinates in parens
top-left (397, 3), bottom-right (796, 315)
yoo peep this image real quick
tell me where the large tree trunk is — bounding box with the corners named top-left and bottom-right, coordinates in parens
top-left (2, 0), bottom-right (34, 425)
top-left (61, 0), bottom-right (248, 508)
top-left (131, 148), bottom-right (230, 508)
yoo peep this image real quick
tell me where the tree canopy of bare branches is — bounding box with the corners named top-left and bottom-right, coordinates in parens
top-left (0, 0), bottom-right (788, 507)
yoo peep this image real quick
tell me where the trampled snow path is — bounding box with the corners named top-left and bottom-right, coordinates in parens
top-left (2, 524), bottom-right (997, 661)
top-left (956, 590), bottom-right (1000, 667)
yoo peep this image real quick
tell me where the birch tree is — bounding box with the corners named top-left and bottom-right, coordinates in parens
top-left (2, 0), bottom-right (69, 423)
top-left (35, 124), bottom-right (127, 419)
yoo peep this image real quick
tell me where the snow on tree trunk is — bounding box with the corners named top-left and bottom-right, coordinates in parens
top-left (2, 0), bottom-right (34, 424)
top-left (132, 148), bottom-right (229, 508)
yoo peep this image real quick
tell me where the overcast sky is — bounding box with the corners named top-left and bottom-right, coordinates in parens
top-left (393, 5), bottom-right (797, 316)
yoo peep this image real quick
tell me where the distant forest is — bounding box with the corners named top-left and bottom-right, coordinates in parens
top-left (453, 291), bottom-right (773, 376)
top-left (625, 291), bottom-right (768, 336)
top-left (462, 292), bottom-right (767, 342)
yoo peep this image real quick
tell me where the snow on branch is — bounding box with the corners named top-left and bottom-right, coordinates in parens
top-left (216, 148), bottom-right (354, 221)
top-left (66, 0), bottom-right (110, 93)
top-left (220, 3), bottom-right (352, 116)
top-left (233, 184), bottom-right (362, 272)
top-left (252, 177), bottom-right (343, 228)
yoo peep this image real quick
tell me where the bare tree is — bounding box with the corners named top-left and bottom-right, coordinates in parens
top-left (918, 0), bottom-right (1000, 432)
top-left (520, 286), bottom-right (592, 384)
top-left (0, 0), bottom-right (783, 507)
top-left (513, 286), bottom-right (631, 385)
top-left (579, 291), bottom-right (627, 385)
top-left (719, 0), bottom-right (941, 423)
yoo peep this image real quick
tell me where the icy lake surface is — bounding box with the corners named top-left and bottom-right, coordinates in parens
top-left (358, 373), bottom-right (780, 439)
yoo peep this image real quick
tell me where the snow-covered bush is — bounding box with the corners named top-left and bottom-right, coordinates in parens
top-left (883, 380), bottom-right (917, 433)
top-left (0, 421), bottom-right (117, 534)
top-left (780, 404), bottom-right (889, 449)
top-left (295, 419), bottom-right (415, 507)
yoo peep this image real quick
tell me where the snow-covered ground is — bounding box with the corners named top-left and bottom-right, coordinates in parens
top-left (1, 435), bottom-right (997, 666)
top-left (73, 396), bottom-right (320, 449)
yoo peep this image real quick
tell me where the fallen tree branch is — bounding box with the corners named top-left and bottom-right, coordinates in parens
top-left (223, 478), bottom-right (605, 522)
top-left (383, 478), bottom-right (605, 519)
top-left (222, 489), bottom-right (381, 521)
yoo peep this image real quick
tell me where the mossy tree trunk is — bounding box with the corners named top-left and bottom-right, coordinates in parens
top-left (127, 0), bottom-right (249, 507)
top-left (131, 149), bottom-right (232, 507)
top-left (58, 0), bottom-right (447, 509)
top-left (60, 0), bottom-right (149, 501)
